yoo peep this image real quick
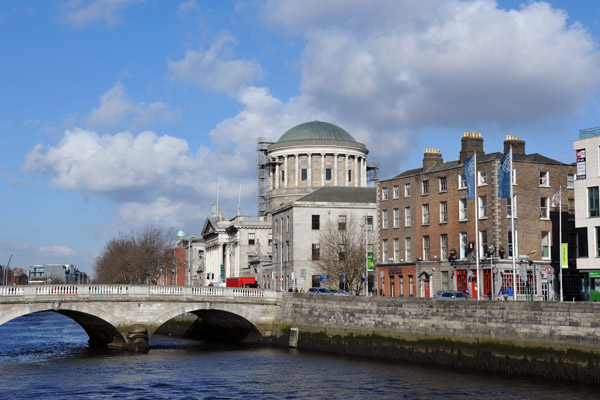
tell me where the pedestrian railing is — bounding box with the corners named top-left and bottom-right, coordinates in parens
top-left (0, 285), bottom-right (278, 300)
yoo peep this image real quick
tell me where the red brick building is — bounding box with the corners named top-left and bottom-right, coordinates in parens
top-left (377, 133), bottom-right (576, 300)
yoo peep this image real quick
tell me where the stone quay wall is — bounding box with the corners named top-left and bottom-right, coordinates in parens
top-left (277, 294), bottom-right (600, 383)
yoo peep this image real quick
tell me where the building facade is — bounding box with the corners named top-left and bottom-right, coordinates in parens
top-left (266, 186), bottom-right (377, 292)
top-left (377, 132), bottom-right (576, 300)
top-left (573, 126), bottom-right (600, 300)
top-left (201, 205), bottom-right (272, 287)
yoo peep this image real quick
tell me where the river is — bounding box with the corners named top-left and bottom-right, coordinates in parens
top-left (0, 312), bottom-right (596, 399)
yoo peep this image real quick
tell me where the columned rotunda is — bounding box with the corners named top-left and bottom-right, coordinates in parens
top-left (259, 121), bottom-right (371, 214)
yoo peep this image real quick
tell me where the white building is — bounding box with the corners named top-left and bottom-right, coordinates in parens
top-left (573, 127), bottom-right (600, 300)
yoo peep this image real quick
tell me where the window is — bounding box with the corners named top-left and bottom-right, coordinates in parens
top-left (478, 195), bottom-right (487, 218)
top-left (382, 210), bottom-right (389, 229)
top-left (422, 180), bottom-right (429, 195)
top-left (596, 227), bottom-right (600, 258)
top-left (568, 198), bottom-right (575, 215)
top-left (405, 237), bottom-right (412, 261)
top-left (422, 204), bottom-right (430, 225)
top-left (248, 255), bottom-right (256, 267)
top-left (268, 233), bottom-right (273, 246)
top-left (422, 236), bottom-right (430, 261)
top-left (439, 177), bottom-right (447, 192)
top-left (459, 232), bottom-right (468, 259)
top-left (512, 169), bottom-right (517, 185)
top-left (541, 231), bottom-right (550, 259)
top-left (539, 171), bottom-right (549, 186)
top-left (404, 207), bottom-right (411, 227)
top-left (409, 275), bottom-right (414, 296)
top-left (301, 168), bottom-right (307, 181)
top-left (540, 197), bottom-right (550, 219)
top-left (348, 170), bottom-right (352, 182)
top-left (567, 173), bottom-right (575, 189)
top-left (286, 215), bottom-right (290, 232)
top-left (478, 170), bottom-right (487, 186)
top-left (589, 187), bottom-right (599, 217)
top-left (508, 230), bottom-right (518, 257)
top-left (338, 244), bottom-right (346, 261)
top-left (326, 168), bottom-right (332, 181)
top-left (393, 208), bottom-right (400, 228)
top-left (281, 170), bottom-right (285, 182)
top-left (393, 238), bottom-right (400, 262)
top-left (365, 216), bottom-right (374, 230)
top-left (338, 215), bottom-right (347, 230)
top-left (248, 233), bottom-right (256, 245)
top-left (507, 195), bottom-right (517, 218)
top-left (459, 199), bottom-right (468, 221)
top-left (382, 239), bottom-right (388, 262)
top-left (393, 185), bottom-right (399, 199)
top-left (458, 173), bottom-right (467, 189)
top-left (440, 234), bottom-right (448, 260)
top-left (312, 215), bottom-right (320, 230)
top-left (400, 276), bottom-right (404, 296)
top-left (479, 230), bottom-right (488, 257)
top-left (440, 201), bottom-right (448, 223)
top-left (404, 183), bottom-right (411, 197)
top-left (381, 187), bottom-right (388, 200)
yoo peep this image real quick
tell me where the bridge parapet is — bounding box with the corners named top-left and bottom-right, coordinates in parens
top-left (0, 285), bottom-right (280, 301)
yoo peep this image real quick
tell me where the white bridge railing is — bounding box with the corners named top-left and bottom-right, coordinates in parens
top-left (0, 285), bottom-right (280, 300)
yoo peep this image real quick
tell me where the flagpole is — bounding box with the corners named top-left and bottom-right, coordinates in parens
top-left (510, 146), bottom-right (517, 300)
top-left (474, 151), bottom-right (480, 300)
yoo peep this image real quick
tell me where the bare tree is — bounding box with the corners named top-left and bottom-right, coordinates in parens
top-left (316, 214), bottom-right (373, 295)
top-left (94, 226), bottom-right (174, 284)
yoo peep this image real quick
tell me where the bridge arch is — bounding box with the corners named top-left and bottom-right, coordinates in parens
top-left (150, 302), bottom-right (262, 343)
top-left (0, 303), bottom-right (127, 348)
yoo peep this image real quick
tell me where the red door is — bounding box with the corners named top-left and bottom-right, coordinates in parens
top-left (424, 280), bottom-right (430, 298)
top-left (471, 274), bottom-right (478, 299)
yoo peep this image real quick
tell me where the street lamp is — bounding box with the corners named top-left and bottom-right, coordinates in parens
top-left (360, 215), bottom-right (369, 297)
top-left (551, 187), bottom-right (563, 302)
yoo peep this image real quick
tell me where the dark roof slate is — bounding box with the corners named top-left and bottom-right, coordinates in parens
top-left (297, 186), bottom-right (376, 204)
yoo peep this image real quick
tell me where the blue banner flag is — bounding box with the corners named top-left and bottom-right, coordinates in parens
top-left (498, 151), bottom-right (511, 199)
top-left (464, 155), bottom-right (476, 200)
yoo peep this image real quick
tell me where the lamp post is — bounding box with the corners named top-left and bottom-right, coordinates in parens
top-left (361, 216), bottom-right (369, 297)
top-left (551, 187), bottom-right (563, 302)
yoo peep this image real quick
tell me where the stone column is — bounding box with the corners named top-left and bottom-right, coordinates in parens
top-left (295, 154), bottom-right (299, 187)
top-left (284, 155), bottom-right (288, 188)
top-left (308, 154), bottom-right (312, 187)
top-left (275, 162), bottom-right (280, 189)
top-left (354, 156), bottom-right (358, 186)
top-left (320, 153), bottom-right (325, 186)
top-left (345, 155), bottom-right (349, 186)
top-left (334, 153), bottom-right (339, 186)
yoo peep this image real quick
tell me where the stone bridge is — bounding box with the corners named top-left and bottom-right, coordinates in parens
top-left (0, 285), bottom-right (282, 351)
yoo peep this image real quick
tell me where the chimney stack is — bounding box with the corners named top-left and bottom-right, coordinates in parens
top-left (423, 148), bottom-right (443, 171)
top-left (460, 132), bottom-right (484, 163)
top-left (504, 135), bottom-right (525, 155)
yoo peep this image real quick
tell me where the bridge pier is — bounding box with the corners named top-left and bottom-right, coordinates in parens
top-left (123, 326), bottom-right (149, 352)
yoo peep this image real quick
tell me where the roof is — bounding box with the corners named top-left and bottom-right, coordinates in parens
top-left (277, 121), bottom-right (356, 143)
top-left (389, 152), bottom-right (567, 180)
top-left (296, 186), bottom-right (376, 203)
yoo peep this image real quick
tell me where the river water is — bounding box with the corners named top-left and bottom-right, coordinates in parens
top-left (0, 312), bottom-right (596, 399)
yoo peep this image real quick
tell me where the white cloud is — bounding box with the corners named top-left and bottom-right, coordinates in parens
top-left (116, 197), bottom-right (186, 228)
top-left (86, 83), bottom-right (178, 129)
top-left (39, 245), bottom-right (77, 258)
top-left (260, 0), bottom-right (600, 170)
top-left (168, 32), bottom-right (265, 95)
top-left (62, 0), bottom-right (144, 28)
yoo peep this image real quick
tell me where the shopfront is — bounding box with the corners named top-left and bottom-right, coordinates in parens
top-left (377, 263), bottom-right (416, 298)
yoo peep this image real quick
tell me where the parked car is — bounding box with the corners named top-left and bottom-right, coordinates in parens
top-left (330, 289), bottom-right (351, 296)
top-left (307, 287), bottom-right (334, 295)
top-left (434, 290), bottom-right (469, 300)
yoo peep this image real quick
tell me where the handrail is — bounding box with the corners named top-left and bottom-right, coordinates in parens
top-left (0, 285), bottom-right (278, 300)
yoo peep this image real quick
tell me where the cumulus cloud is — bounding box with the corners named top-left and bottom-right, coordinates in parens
top-left (86, 83), bottom-right (178, 130)
top-left (116, 197), bottom-right (186, 228)
top-left (260, 0), bottom-right (600, 170)
top-left (62, 0), bottom-right (144, 28)
top-left (168, 32), bottom-right (265, 95)
top-left (39, 245), bottom-right (77, 258)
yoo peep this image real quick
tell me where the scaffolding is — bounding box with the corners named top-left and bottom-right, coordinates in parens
top-left (367, 157), bottom-right (379, 185)
top-left (257, 138), bottom-right (275, 216)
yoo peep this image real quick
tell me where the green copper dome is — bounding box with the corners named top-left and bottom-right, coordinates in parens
top-left (177, 230), bottom-right (186, 237)
top-left (277, 121), bottom-right (356, 143)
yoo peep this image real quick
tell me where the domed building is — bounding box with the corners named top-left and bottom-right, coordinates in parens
top-left (258, 121), bottom-right (375, 215)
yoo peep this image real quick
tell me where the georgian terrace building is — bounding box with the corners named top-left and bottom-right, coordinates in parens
top-left (377, 132), bottom-right (576, 301)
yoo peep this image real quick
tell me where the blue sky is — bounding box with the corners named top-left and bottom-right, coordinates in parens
top-left (2, 0), bottom-right (600, 276)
